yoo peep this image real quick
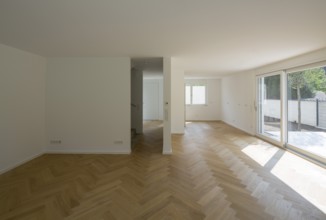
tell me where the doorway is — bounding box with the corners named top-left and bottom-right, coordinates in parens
top-left (131, 58), bottom-right (166, 152)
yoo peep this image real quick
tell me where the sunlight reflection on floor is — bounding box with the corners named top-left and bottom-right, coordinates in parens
top-left (271, 152), bottom-right (326, 213)
top-left (242, 143), bottom-right (326, 214)
top-left (242, 144), bottom-right (278, 166)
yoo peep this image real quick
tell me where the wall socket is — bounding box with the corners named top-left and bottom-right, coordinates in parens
top-left (50, 140), bottom-right (62, 144)
top-left (114, 140), bottom-right (123, 144)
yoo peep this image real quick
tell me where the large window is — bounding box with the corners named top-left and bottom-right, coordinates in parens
top-left (257, 63), bottom-right (326, 164)
top-left (185, 84), bottom-right (207, 105)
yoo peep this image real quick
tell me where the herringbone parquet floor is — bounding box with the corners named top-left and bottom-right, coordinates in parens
top-left (0, 121), bottom-right (325, 219)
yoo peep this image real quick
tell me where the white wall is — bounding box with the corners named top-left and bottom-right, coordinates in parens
top-left (0, 44), bottom-right (46, 173)
top-left (143, 78), bottom-right (163, 120)
top-left (46, 57), bottom-right (131, 154)
top-left (171, 61), bottom-right (185, 134)
top-left (185, 79), bottom-right (221, 121)
top-left (221, 71), bottom-right (255, 134)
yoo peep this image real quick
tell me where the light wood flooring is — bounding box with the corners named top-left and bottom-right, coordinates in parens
top-left (0, 121), bottom-right (325, 219)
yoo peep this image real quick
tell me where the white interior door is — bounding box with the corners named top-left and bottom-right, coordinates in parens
top-left (143, 82), bottom-right (159, 120)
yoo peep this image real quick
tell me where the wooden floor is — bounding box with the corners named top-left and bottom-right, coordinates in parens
top-left (0, 121), bottom-right (325, 219)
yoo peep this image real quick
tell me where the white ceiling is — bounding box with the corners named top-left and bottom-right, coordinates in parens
top-left (1, 0), bottom-right (326, 76)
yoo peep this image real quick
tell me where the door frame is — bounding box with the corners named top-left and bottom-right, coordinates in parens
top-left (256, 71), bottom-right (284, 148)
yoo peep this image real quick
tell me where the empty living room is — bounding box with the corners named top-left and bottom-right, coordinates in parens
top-left (0, 0), bottom-right (325, 219)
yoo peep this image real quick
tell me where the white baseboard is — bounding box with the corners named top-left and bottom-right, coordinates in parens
top-left (0, 149), bottom-right (132, 175)
top-left (45, 150), bottom-right (131, 154)
top-left (0, 152), bottom-right (44, 175)
top-left (222, 120), bottom-right (255, 136)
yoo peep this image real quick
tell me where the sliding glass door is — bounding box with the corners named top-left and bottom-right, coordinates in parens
top-left (287, 66), bottom-right (326, 162)
top-left (257, 64), bottom-right (326, 164)
top-left (257, 73), bottom-right (282, 143)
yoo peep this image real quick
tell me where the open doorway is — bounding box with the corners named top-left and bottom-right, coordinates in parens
top-left (131, 58), bottom-right (164, 153)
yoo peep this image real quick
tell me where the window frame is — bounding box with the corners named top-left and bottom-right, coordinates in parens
top-left (185, 83), bottom-right (208, 106)
top-left (256, 61), bottom-right (326, 166)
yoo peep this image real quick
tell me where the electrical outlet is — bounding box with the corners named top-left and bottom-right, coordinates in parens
top-left (50, 140), bottom-right (62, 144)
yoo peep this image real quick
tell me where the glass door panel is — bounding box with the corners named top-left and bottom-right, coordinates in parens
top-left (287, 66), bottom-right (326, 161)
top-left (258, 74), bottom-right (281, 142)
